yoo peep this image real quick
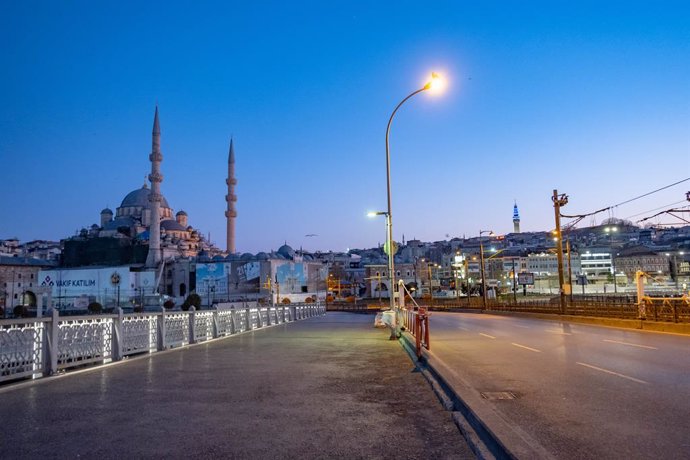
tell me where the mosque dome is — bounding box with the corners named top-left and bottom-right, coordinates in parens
top-left (176, 210), bottom-right (187, 217)
top-left (101, 208), bottom-right (113, 215)
top-left (120, 185), bottom-right (170, 209)
top-left (277, 244), bottom-right (295, 259)
top-left (161, 219), bottom-right (187, 232)
top-left (256, 252), bottom-right (269, 260)
top-left (241, 252), bottom-right (254, 260)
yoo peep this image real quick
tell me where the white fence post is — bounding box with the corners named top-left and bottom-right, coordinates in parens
top-left (112, 308), bottom-right (124, 361)
top-left (47, 308), bottom-right (59, 375)
top-left (189, 306), bottom-right (196, 344)
top-left (157, 308), bottom-right (166, 351)
top-left (231, 309), bottom-right (237, 334)
top-left (212, 307), bottom-right (219, 339)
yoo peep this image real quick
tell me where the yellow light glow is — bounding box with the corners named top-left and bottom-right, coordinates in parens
top-left (424, 72), bottom-right (446, 94)
top-left (367, 212), bottom-right (377, 218)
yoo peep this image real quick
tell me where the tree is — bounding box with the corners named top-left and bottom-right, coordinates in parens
top-left (88, 302), bottom-right (103, 314)
top-left (182, 293), bottom-right (202, 311)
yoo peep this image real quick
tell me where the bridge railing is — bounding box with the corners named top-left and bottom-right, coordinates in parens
top-left (0, 303), bottom-right (326, 385)
top-left (402, 307), bottom-right (430, 358)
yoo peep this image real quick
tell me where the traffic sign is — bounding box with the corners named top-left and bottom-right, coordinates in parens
top-left (383, 240), bottom-right (398, 256)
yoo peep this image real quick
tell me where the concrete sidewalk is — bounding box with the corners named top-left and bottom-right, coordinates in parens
top-left (0, 312), bottom-right (473, 459)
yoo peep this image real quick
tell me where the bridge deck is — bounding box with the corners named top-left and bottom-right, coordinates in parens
top-left (0, 312), bottom-right (472, 459)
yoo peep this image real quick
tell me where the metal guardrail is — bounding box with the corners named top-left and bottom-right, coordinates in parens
top-left (0, 303), bottom-right (326, 384)
top-left (402, 308), bottom-right (430, 358)
top-left (413, 295), bottom-right (690, 323)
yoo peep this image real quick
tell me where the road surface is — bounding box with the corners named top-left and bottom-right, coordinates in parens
top-left (427, 311), bottom-right (690, 459)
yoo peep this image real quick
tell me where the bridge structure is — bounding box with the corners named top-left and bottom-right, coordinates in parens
top-left (1, 304), bottom-right (325, 384)
top-left (0, 310), bottom-right (474, 459)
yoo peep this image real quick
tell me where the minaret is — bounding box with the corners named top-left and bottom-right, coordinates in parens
top-left (512, 201), bottom-right (521, 233)
top-left (225, 138), bottom-right (237, 254)
top-left (146, 107), bottom-right (163, 267)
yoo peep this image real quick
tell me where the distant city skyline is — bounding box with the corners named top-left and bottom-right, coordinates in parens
top-left (1, 2), bottom-right (688, 253)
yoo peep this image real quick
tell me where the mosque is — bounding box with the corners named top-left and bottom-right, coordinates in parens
top-left (96, 181), bottom-right (204, 259)
top-left (62, 108), bottom-right (233, 267)
top-left (47, 108), bottom-right (326, 308)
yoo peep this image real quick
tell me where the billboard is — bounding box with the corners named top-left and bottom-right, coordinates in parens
top-left (38, 267), bottom-right (156, 309)
top-left (195, 261), bottom-right (263, 296)
top-left (276, 263), bottom-right (306, 294)
top-left (517, 272), bottom-right (535, 285)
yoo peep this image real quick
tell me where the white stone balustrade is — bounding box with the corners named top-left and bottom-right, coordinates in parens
top-left (0, 303), bottom-right (325, 384)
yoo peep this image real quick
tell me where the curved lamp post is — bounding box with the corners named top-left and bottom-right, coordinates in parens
top-left (384, 73), bottom-right (444, 328)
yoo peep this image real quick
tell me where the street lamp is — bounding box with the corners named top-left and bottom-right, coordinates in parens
top-left (383, 72), bottom-right (445, 328)
top-left (367, 210), bottom-right (391, 300)
top-left (604, 226), bottom-right (618, 294)
top-left (665, 251), bottom-right (683, 290)
top-left (479, 230), bottom-right (494, 310)
top-left (420, 259), bottom-right (438, 299)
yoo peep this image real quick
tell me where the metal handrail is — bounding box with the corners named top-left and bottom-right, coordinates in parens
top-left (0, 303), bottom-right (326, 385)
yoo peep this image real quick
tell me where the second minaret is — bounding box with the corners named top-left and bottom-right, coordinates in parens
top-left (146, 107), bottom-right (164, 267)
top-left (225, 138), bottom-right (237, 254)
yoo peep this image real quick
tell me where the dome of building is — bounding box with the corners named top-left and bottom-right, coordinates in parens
top-left (241, 252), bottom-right (254, 260)
top-left (101, 208), bottom-right (113, 215)
top-left (176, 210), bottom-right (187, 216)
top-left (103, 216), bottom-right (135, 231)
top-left (277, 244), bottom-right (295, 259)
top-left (161, 219), bottom-right (187, 232)
top-left (120, 186), bottom-right (170, 209)
top-left (256, 252), bottom-right (269, 260)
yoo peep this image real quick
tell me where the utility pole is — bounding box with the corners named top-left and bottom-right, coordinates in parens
top-left (552, 189), bottom-right (568, 314)
top-left (513, 257), bottom-right (517, 305)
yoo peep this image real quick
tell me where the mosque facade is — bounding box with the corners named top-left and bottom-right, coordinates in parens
top-left (63, 108), bottom-right (223, 267)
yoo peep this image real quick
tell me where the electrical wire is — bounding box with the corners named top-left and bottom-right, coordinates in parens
top-left (612, 177), bottom-right (689, 208)
top-left (559, 177), bottom-right (690, 221)
top-left (624, 200), bottom-right (688, 220)
top-left (638, 204), bottom-right (690, 224)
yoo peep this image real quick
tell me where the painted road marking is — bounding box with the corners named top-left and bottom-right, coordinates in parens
top-left (511, 324), bottom-right (530, 329)
top-left (457, 325), bottom-right (471, 331)
top-left (577, 362), bottom-right (648, 384)
top-left (545, 329), bottom-right (572, 335)
top-left (511, 343), bottom-right (541, 352)
top-left (479, 333), bottom-right (496, 339)
top-left (603, 339), bottom-right (657, 350)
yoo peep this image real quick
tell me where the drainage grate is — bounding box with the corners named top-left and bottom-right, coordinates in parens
top-left (480, 391), bottom-right (517, 400)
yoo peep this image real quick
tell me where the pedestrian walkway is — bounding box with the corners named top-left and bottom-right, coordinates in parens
top-left (0, 312), bottom-right (473, 459)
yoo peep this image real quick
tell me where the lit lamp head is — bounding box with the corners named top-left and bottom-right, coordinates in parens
top-left (604, 226), bottom-right (618, 233)
top-left (423, 72), bottom-right (446, 94)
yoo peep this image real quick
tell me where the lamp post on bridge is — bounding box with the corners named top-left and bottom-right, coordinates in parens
top-left (382, 72), bottom-right (445, 337)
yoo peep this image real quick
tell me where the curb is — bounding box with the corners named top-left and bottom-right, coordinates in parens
top-left (399, 334), bottom-right (514, 460)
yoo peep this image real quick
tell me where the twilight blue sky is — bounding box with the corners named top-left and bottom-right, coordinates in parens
top-left (1, 1), bottom-right (689, 253)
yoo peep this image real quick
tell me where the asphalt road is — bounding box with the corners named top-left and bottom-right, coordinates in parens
top-left (426, 311), bottom-right (690, 459)
top-left (0, 312), bottom-right (473, 460)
